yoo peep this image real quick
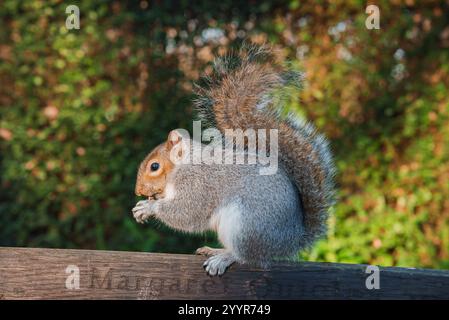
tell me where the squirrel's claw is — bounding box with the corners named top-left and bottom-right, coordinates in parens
top-left (132, 200), bottom-right (153, 223)
top-left (202, 252), bottom-right (236, 276)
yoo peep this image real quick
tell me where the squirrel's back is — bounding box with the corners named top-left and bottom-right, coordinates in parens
top-left (194, 43), bottom-right (336, 248)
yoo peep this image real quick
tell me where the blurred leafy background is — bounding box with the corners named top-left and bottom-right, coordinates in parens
top-left (1, 0), bottom-right (448, 269)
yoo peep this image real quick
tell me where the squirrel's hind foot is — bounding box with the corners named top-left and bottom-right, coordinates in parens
top-left (203, 252), bottom-right (236, 276)
top-left (195, 246), bottom-right (225, 257)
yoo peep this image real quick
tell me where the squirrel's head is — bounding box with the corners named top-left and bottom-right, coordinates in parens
top-left (135, 130), bottom-right (186, 199)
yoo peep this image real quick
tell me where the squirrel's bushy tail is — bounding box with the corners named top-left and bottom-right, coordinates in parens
top-left (194, 43), bottom-right (336, 247)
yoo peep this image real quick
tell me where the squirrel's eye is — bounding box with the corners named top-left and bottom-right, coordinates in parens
top-left (150, 162), bottom-right (160, 172)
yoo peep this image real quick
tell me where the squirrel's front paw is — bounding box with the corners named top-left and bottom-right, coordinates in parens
top-left (132, 200), bottom-right (154, 223)
top-left (203, 252), bottom-right (236, 276)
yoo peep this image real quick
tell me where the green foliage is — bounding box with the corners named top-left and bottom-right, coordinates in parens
top-left (1, 1), bottom-right (448, 269)
top-left (0, 0), bottom-right (210, 252)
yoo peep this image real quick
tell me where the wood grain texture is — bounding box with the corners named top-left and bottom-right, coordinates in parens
top-left (0, 247), bottom-right (448, 300)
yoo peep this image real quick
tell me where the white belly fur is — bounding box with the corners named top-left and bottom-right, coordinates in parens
top-left (210, 202), bottom-right (241, 252)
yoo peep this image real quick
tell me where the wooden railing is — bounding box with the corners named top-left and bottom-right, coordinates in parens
top-left (0, 247), bottom-right (448, 299)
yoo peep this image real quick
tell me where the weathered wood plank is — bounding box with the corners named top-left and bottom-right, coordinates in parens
top-left (0, 247), bottom-right (448, 299)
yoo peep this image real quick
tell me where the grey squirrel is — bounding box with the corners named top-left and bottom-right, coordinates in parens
top-left (132, 44), bottom-right (336, 276)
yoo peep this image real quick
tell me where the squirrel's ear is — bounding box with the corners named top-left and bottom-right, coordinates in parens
top-left (166, 130), bottom-right (183, 151)
top-left (166, 129), bottom-right (190, 164)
